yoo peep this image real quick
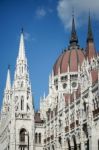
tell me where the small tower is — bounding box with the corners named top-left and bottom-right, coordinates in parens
top-left (11, 29), bottom-right (34, 150)
top-left (69, 14), bottom-right (78, 48)
top-left (1, 66), bottom-right (11, 116)
top-left (5, 65), bottom-right (11, 91)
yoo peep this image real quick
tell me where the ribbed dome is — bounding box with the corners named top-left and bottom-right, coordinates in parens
top-left (53, 16), bottom-right (86, 76)
top-left (53, 48), bottom-right (85, 76)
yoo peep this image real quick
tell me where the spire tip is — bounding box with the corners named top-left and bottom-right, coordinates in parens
top-left (69, 12), bottom-right (78, 47)
top-left (8, 65), bottom-right (10, 70)
top-left (87, 13), bottom-right (94, 43)
top-left (21, 28), bottom-right (24, 34)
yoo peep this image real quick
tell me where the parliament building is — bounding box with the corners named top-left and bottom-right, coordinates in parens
top-left (0, 15), bottom-right (99, 150)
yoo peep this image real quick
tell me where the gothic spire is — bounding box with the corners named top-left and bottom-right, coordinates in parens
top-left (69, 14), bottom-right (78, 46)
top-left (86, 14), bottom-right (96, 60)
top-left (5, 65), bottom-right (11, 90)
top-left (18, 28), bottom-right (26, 60)
top-left (87, 14), bottom-right (94, 43)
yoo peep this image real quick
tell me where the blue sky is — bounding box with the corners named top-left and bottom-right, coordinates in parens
top-left (0, 0), bottom-right (99, 111)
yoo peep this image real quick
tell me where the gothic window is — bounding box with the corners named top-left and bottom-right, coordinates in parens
top-left (21, 96), bottom-right (24, 110)
top-left (61, 75), bottom-right (67, 81)
top-left (59, 119), bottom-right (62, 127)
top-left (35, 133), bottom-right (37, 143)
top-left (56, 85), bottom-right (58, 90)
top-left (39, 133), bottom-right (41, 143)
top-left (20, 128), bottom-right (26, 142)
top-left (21, 81), bottom-right (24, 87)
top-left (27, 103), bottom-right (30, 111)
top-left (83, 101), bottom-right (86, 111)
top-left (51, 111), bottom-right (53, 118)
top-left (93, 99), bottom-right (95, 110)
top-left (59, 136), bottom-right (61, 145)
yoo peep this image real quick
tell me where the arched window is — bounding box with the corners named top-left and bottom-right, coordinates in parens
top-left (35, 133), bottom-right (37, 144)
top-left (21, 81), bottom-right (23, 87)
top-left (52, 145), bottom-right (55, 150)
top-left (21, 96), bottom-right (24, 110)
top-left (20, 128), bottom-right (26, 142)
top-left (39, 133), bottom-right (41, 143)
top-left (27, 103), bottom-right (30, 111)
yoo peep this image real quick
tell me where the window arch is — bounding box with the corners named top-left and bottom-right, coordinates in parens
top-left (20, 128), bottom-right (26, 142)
top-left (21, 96), bottom-right (24, 110)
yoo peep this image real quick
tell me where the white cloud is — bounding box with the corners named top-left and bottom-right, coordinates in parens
top-left (57, 0), bottom-right (99, 29)
top-left (24, 32), bottom-right (31, 41)
top-left (35, 7), bottom-right (46, 19)
top-left (24, 32), bottom-right (36, 42)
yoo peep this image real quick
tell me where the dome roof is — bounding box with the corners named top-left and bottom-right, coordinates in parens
top-left (53, 16), bottom-right (86, 76)
top-left (53, 48), bottom-right (85, 76)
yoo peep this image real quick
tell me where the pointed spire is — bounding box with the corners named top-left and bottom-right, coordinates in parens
top-left (5, 65), bottom-right (11, 90)
top-left (18, 28), bottom-right (26, 60)
top-left (87, 13), bottom-right (94, 43)
top-left (69, 12), bottom-right (78, 46)
top-left (86, 14), bottom-right (96, 60)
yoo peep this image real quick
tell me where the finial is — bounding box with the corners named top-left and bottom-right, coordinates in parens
top-left (69, 10), bottom-right (78, 47)
top-left (8, 64), bottom-right (10, 70)
top-left (21, 27), bottom-right (24, 33)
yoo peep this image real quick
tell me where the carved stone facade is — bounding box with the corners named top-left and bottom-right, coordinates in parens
top-left (40, 16), bottom-right (99, 150)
